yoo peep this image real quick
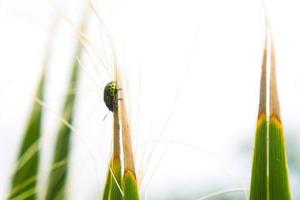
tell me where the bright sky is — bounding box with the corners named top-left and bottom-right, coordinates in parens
top-left (1, 0), bottom-right (300, 199)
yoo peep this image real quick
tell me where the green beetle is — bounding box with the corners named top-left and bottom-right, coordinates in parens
top-left (103, 81), bottom-right (118, 111)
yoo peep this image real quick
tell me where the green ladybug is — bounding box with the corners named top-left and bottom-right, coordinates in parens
top-left (103, 81), bottom-right (118, 111)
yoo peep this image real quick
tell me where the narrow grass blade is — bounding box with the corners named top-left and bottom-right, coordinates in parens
top-left (268, 37), bottom-right (291, 200)
top-left (123, 170), bottom-right (139, 200)
top-left (9, 69), bottom-right (46, 200)
top-left (45, 15), bottom-right (88, 200)
top-left (109, 111), bottom-right (123, 200)
top-left (8, 18), bottom-right (59, 199)
top-left (249, 39), bottom-right (268, 200)
top-left (102, 111), bottom-right (123, 200)
top-left (105, 156), bottom-right (122, 200)
top-left (116, 69), bottom-right (140, 200)
top-left (250, 114), bottom-right (267, 200)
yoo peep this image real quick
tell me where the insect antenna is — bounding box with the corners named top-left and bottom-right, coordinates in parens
top-left (102, 110), bottom-right (111, 121)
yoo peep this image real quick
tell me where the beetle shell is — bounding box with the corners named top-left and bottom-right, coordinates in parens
top-left (103, 81), bottom-right (117, 111)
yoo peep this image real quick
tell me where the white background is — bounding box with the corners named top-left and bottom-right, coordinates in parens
top-left (1, 0), bottom-right (300, 199)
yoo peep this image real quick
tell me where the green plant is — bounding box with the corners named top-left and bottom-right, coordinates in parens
top-left (250, 26), bottom-right (291, 200)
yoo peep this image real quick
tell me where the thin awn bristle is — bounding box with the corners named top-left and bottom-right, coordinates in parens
top-left (49, 0), bottom-right (113, 80)
top-left (75, 56), bottom-right (103, 89)
top-left (138, 32), bottom-right (198, 185)
top-left (197, 187), bottom-right (248, 200)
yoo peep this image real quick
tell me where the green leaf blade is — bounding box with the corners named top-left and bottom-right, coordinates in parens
top-left (9, 71), bottom-right (46, 200)
top-left (45, 37), bottom-right (83, 200)
top-left (109, 156), bottom-right (122, 200)
top-left (123, 170), bottom-right (139, 200)
top-left (269, 116), bottom-right (291, 200)
top-left (250, 114), bottom-right (268, 200)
